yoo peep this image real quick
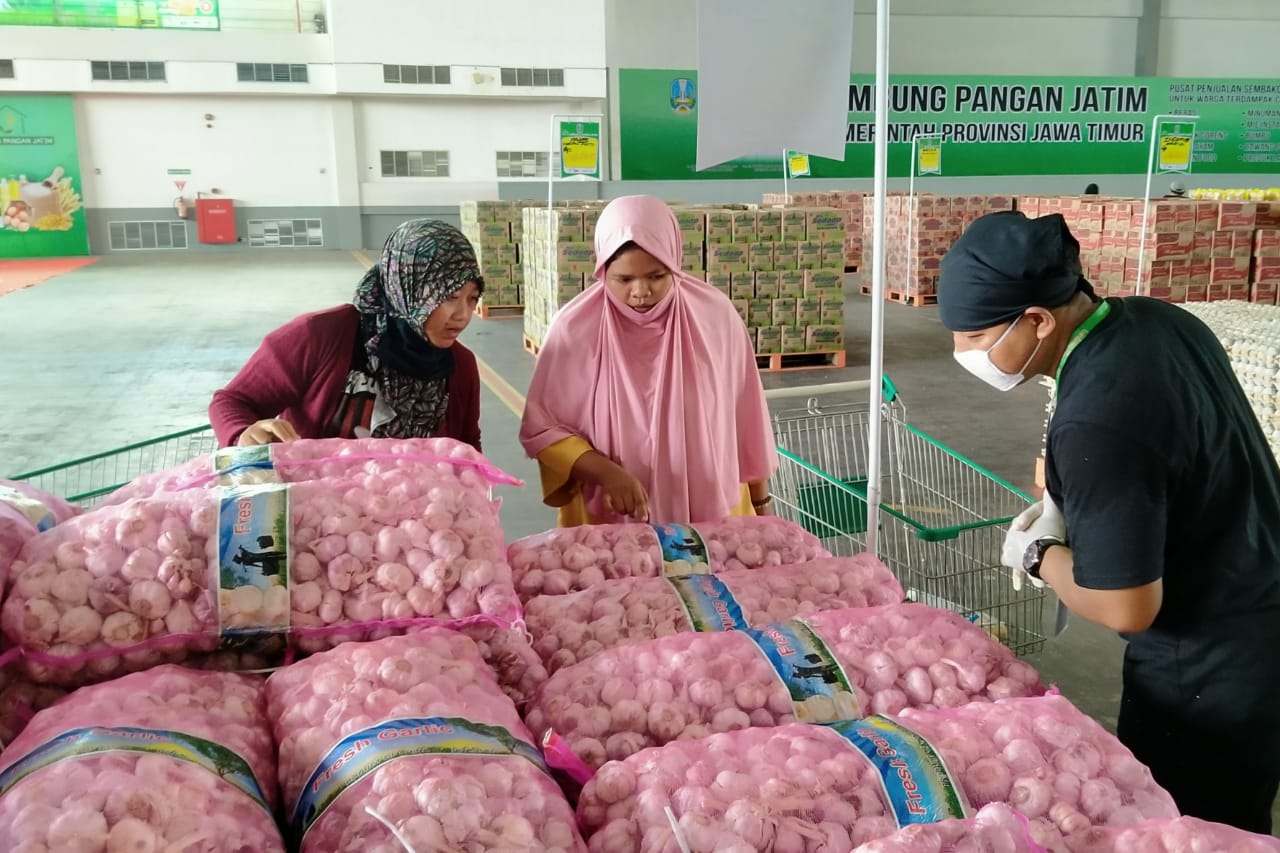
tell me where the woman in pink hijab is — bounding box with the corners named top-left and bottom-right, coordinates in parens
top-left (520, 195), bottom-right (778, 526)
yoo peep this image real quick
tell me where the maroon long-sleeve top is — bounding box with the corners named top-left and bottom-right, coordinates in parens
top-left (209, 305), bottom-right (482, 450)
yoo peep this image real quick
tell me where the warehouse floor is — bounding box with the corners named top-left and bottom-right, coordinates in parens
top-left (4, 250), bottom-right (1274, 828)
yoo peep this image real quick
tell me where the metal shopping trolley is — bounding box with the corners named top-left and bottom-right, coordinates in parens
top-left (9, 425), bottom-right (218, 508)
top-left (764, 377), bottom-right (1047, 656)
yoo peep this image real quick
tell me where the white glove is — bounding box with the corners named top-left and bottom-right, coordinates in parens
top-left (1002, 494), bottom-right (1066, 591)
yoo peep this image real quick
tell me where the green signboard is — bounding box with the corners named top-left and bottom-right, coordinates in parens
top-left (559, 120), bottom-right (601, 179)
top-left (0, 95), bottom-right (90, 258)
top-left (620, 69), bottom-right (1280, 180)
top-left (0, 0), bottom-right (220, 30)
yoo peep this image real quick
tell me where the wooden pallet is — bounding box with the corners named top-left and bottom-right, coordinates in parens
top-left (859, 284), bottom-right (938, 307)
top-left (755, 350), bottom-right (848, 372)
top-left (522, 334), bottom-right (542, 358)
top-left (477, 302), bottom-right (524, 320)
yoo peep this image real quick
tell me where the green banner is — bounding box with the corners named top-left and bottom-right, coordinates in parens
top-left (0, 95), bottom-right (90, 258)
top-left (620, 69), bottom-right (1280, 180)
top-left (0, 1), bottom-right (220, 30)
top-left (559, 120), bottom-right (601, 179)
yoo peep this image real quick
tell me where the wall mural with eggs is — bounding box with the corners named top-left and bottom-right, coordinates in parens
top-left (0, 95), bottom-right (89, 258)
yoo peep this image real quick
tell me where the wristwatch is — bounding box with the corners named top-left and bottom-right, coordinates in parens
top-left (1023, 536), bottom-right (1065, 580)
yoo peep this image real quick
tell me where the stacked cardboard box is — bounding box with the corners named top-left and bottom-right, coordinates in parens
top-left (520, 204), bottom-right (603, 347)
top-left (701, 205), bottom-right (847, 356)
top-left (762, 191), bottom-right (864, 268)
top-left (1019, 196), bottom-right (1280, 304)
top-left (864, 194), bottom-right (1015, 298)
top-left (1253, 227), bottom-right (1280, 305)
top-left (521, 202), bottom-right (847, 359)
top-left (459, 200), bottom-right (536, 308)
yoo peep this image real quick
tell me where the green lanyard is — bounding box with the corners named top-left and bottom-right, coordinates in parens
top-left (1050, 300), bottom-right (1111, 418)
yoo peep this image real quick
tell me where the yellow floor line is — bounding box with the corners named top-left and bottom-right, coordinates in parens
top-left (476, 357), bottom-right (527, 418)
top-left (351, 249), bottom-right (526, 418)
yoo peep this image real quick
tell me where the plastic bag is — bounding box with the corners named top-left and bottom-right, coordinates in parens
top-left (2, 460), bottom-right (519, 686)
top-left (509, 516), bottom-right (830, 600)
top-left (524, 555), bottom-right (904, 674)
top-left (527, 603), bottom-right (1045, 772)
top-left (896, 694), bottom-right (1180, 848)
top-left (852, 803), bottom-right (1046, 852)
top-left (102, 436), bottom-right (514, 505)
top-left (0, 665), bottom-right (66, 749)
top-left (266, 629), bottom-right (585, 853)
top-left (1062, 816), bottom-right (1280, 852)
top-left (578, 695), bottom-right (1178, 851)
top-left (0, 665), bottom-right (283, 851)
top-left (0, 480), bottom-right (78, 594)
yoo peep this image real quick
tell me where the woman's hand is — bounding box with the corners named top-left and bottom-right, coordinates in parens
top-left (601, 465), bottom-right (650, 522)
top-left (570, 450), bottom-right (651, 521)
top-left (236, 418), bottom-right (300, 446)
top-left (749, 480), bottom-right (774, 517)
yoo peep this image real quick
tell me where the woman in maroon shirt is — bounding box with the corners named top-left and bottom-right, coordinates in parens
top-left (210, 220), bottom-right (484, 450)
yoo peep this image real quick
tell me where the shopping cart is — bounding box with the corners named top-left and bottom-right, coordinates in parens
top-left (8, 425), bottom-right (218, 508)
top-left (764, 377), bottom-right (1047, 656)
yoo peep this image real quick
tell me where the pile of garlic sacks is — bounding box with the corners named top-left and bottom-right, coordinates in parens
top-left (5, 434), bottom-right (1280, 851)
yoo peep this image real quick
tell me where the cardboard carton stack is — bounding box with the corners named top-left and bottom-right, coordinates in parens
top-left (700, 205), bottom-right (848, 356)
top-left (520, 204), bottom-right (603, 348)
top-left (867, 194), bottom-right (1015, 299)
top-left (459, 200), bottom-right (533, 309)
top-left (1253, 226), bottom-right (1280, 305)
top-left (520, 201), bottom-right (848, 359)
top-left (762, 191), bottom-right (865, 268)
top-left (988, 196), bottom-right (1280, 305)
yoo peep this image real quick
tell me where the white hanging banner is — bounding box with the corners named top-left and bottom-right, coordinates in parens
top-left (695, 0), bottom-right (854, 172)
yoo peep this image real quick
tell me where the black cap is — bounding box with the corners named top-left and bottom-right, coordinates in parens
top-left (938, 211), bottom-right (1091, 333)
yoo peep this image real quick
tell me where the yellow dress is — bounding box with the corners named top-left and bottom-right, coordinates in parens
top-left (537, 436), bottom-right (756, 527)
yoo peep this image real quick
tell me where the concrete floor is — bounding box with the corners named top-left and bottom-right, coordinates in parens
top-left (13, 248), bottom-right (1262, 822)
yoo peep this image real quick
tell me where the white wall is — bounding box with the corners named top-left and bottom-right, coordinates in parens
top-left (75, 95), bottom-right (342, 208)
top-left (605, 0), bottom-right (1145, 78)
top-left (354, 96), bottom-right (606, 206)
top-left (327, 0), bottom-right (606, 67)
top-left (1158, 0), bottom-right (1280, 77)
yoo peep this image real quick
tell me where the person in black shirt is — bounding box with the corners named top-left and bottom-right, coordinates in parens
top-left (937, 210), bottom-right (1280, 834)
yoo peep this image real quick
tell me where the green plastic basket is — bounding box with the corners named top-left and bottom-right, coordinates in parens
top-left (796, 476), bottom-right (870, 536)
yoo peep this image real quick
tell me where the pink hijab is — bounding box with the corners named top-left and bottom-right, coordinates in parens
top-left (520, 195), bottom-right (777, 523)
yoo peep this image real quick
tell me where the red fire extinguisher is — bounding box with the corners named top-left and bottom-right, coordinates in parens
top-left (174, 195), bottom-right (189, 220)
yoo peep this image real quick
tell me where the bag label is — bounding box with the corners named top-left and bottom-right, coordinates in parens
top-left (828, 715), bottom-right (968, 827)
top-left (291, 716), bottom-right (548, 841)
top-left (666, 574), bottom-right (749, 631)
top-left (216, 484), bottom-right (290, 652)
top-left (745, 619), bottom-right (860, 723)
top-left (213, 445), bottom-right (281, 486)
top-left (652, 523), bottom-right (711, 575)
top-left (0, 725), bottom-right (269, 812)
top-left (0, 485), bottom-right (57, 532)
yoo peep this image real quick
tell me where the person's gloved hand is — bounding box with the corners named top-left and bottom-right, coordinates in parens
top-left (1002, 494), bottom-right (1066, 591)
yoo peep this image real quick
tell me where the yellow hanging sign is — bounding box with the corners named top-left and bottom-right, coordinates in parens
top-left (918, 142), bottom-right (942, 175)
top-left (1159, 133), bottom-right (1193, 173)
top-left (559, 121), bottom-right (601, 178)
top-left (787, 152), bottom-right (811, 178)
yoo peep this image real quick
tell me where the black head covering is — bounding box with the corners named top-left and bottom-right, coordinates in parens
top-left (938, 211), bottom-right (1093, 333)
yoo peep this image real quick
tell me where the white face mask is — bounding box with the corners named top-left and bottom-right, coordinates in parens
top-left (953, 315), bottom-right (1041, 392)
